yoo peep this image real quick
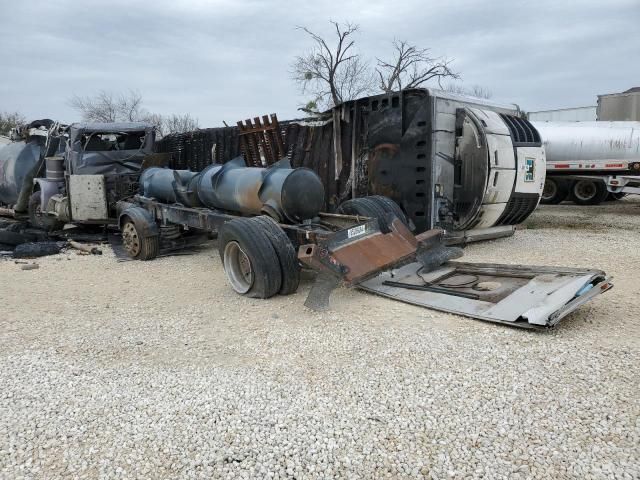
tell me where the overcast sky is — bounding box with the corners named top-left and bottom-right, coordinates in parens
top-left (1, 0), bottom-right (638, 126)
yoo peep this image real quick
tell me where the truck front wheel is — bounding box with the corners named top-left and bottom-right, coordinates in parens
top-left (28, 192), bottom-right (64, 231)
top-left (121, 219), bottom-right (159, 260)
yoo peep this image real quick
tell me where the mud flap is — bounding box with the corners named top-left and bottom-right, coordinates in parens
top-left (304, 272), bottom-right (341, 311)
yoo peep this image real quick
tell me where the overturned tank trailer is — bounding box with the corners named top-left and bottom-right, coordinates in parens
top-left (156, 88), bottom-right (545, 242)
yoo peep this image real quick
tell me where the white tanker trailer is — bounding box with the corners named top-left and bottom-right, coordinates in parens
top-left (533, 121), bottom-right (640, 204)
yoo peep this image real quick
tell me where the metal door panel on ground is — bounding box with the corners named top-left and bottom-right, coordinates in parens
top-left (358, 262), bottom-right (612, 328)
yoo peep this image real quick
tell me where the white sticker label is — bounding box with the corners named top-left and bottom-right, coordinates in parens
top-left (347, 224), bottom-right (366, 239)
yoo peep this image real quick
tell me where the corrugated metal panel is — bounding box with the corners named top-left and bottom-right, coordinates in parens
top-left (598, 91), bottom-right (640, 121)
top-left (527, 106), bottom-right (596, 122)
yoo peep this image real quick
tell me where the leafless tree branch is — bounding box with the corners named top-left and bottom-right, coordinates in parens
top-left (292, 20), bottom-right (374, 109)
top-left (0, 111), bottom-right (26, 136)
top-left (444, 83), bottom-right (493, 99)
top-left (68, 90), bottom-right (200, 137)
top-left (376, 40), bottom-right (460, 93)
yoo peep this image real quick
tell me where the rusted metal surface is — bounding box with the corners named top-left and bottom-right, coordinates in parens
top-left (298, 218), bottom-right (442, 285)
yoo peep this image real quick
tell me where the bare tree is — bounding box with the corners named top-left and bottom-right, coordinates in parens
top-left (69, 90), bottom-right (200, 137)
top-left (376, 40), bottom-right (459, 93)
top-left (69, 90), bottom-right (148, 123)
top-left (292, 21), bottom-right (374, 109)
top-left (162, 113), bottom-right (199, 135)
top-left (142, 112), bottom-right (166, 136)
top-left (69, 90), bottom-right (117, 122)
top-left (117, 90), bottom-right (144, 121)
top-left (444, 83), bottom-right (492, 99)
top-left (0, 111), bottom-right (26, 136)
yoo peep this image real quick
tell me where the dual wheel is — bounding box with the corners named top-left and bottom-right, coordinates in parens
top-left (541, 178), bottom-right (624, 206)
top-left (220, 196), bottom-right (409, 299)
top-left (219, 216), bottom-right (300, 299)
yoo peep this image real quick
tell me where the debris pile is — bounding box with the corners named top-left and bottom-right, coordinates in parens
top-left (0, 220), bottom-right (102, 259)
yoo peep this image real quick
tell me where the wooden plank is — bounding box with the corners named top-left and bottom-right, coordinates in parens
top-left (271, 114), bottom-right (286, 158)
top-left (244, 119), bottom-right (261, 166)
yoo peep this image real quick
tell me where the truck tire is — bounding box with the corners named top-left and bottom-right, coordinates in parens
top-left (367, 196), bottom-right (412, 229)
top-left (570, 180), bottom-right (608, 206)
top-left (218, 217), bottom-right (282, 299)
top-left (252, 216), bottom-right (300, 295)
top-left (541, 178), bottom-right (570, 204)
top-left (337, 196), bottom-right (406, 233)
top-left (28, 192), bottom-right (64, 231)
top-left (121, 219), bottom-right (159, 260)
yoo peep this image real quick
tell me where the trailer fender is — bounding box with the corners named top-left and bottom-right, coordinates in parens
top-left (118, 206), bottom-right (159, 237)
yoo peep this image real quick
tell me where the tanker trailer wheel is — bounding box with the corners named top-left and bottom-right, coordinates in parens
top-left (337, 196), bottom-right (409, 233)
top-left (570, 180), bottom-right (608, 206)
top-left (540, 178), bottom-right (570, 204)
top-left (218, 217), bottom-right (282, 299)
top-left (121, 220), bottom-right (159, 260)
top-left (28, 192), bottom-right (64, 232)
top-left (252, 216), bottom-right (300, 295)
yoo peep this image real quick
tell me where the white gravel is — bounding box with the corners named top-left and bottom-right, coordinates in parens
top-left (1, 199), bottom-right (639, 479)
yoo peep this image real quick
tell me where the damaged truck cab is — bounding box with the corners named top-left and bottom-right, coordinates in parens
top-left (2, 122), bottom-right (157, 229)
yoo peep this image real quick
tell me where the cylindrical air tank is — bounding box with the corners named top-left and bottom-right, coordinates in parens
top-left (139, 157), bottom-right (325, 223)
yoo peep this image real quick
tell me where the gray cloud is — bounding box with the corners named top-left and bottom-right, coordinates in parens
top-left (0, 0), bottom-right (638, 125)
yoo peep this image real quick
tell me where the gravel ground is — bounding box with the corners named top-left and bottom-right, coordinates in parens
top-left (1, 199), bottom-right (639, 479)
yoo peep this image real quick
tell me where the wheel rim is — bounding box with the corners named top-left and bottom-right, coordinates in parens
top-left (223, 241), bottom-right (253, 294)
top-left (574, 181), bottom-right (597, 201)
top-left (542, 180), bottom-right (557, 200)
top-left (122, 222), bottom-right (141, 257)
